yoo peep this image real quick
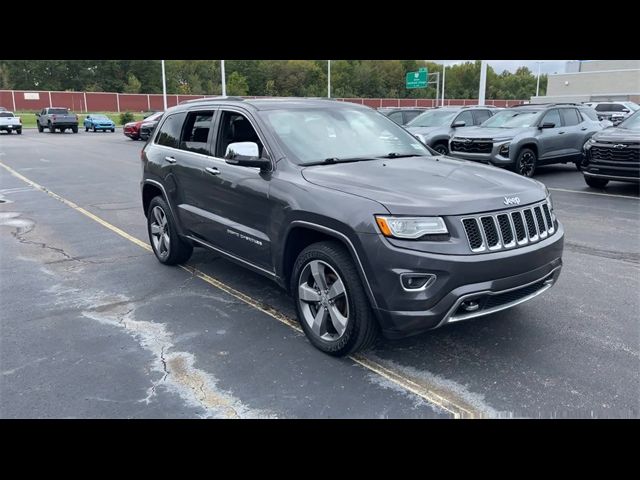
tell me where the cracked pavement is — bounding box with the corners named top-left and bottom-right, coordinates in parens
top-left (0, 129), bottom-right (638, 418)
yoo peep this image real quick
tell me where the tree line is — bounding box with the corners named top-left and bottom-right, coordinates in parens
top-left (0, 60), bottom-right (547, 99)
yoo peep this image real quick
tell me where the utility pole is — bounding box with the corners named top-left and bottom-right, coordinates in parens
top-left (161, 60), bottom-right (167, 111)
top-left (221, 60), bottom-right (227, 96)
top-left (327, 60), bottom-right (331, 98)
top-left (435, 72), bottom-right (440, 107)
top-left (478, 60), bottom-right (487, 105)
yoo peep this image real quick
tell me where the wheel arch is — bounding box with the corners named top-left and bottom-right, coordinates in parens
top-left (281, 221), bottom-right (379, 311)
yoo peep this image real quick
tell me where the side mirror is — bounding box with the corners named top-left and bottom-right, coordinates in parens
top-left (539, 122), bottom-right (556, 129)
top-left (622, 108), bottom-right (630, 113)
top-left (414, 133), bottom-right (426, 145)
top-left (35, 113), bottom-right (40, 117)
top-left (451, 120), bottom-right (466, 128)
top-left (224, 142), bottom-right (270, 170)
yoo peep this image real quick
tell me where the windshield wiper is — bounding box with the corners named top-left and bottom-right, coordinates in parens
top-left (378, 153), bottom-right (421, 159)
top-left (304, 157), bottom-right (377, 166)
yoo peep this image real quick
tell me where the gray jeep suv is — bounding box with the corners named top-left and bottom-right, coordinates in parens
top-left (141, 97), bottom-right (564, 356)
top-left (448, 104), bottom-right (603, 177)
top-left (404, 106), bottom-right (498, 155)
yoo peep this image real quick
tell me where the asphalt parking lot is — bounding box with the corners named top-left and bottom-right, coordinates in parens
top-left (1, 128), bottom-right (638, 418)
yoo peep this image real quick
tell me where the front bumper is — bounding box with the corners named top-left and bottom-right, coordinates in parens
top-left (583, 143), bottom-right (640, 182)
top-left (358, 222), bottom-right (564, 339)
top-left (90, 124), bottom-right (115, 130)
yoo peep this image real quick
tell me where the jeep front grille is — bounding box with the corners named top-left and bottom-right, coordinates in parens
top-left (461, 200), bottom-right (555, 253)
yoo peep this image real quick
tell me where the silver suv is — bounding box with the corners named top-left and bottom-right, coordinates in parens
top-left (447, 104), bottom-right (604, 177)
top-left (405, 106), bottom-right (499, 155)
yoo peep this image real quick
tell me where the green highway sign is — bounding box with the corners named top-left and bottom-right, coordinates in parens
top-left (406, 67), bottom-right (428, 89)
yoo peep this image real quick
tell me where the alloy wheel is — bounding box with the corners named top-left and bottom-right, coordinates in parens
top-left (150, 206), bottom-right (170, 259)
top-left (519, 151), bottom-right (535, 177)
top-left (297, 260), bottom-right (349, 341)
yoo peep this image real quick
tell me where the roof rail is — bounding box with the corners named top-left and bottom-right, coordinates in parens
top-left (179, 96), bottom-right (245, 105)
top-left (513, 102), bottom-right (581, 107)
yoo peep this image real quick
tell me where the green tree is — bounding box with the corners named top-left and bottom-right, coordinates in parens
top-left (124, 74), bottom-right (142, 93)
top-left (227, 71), bottom-right (249, 96)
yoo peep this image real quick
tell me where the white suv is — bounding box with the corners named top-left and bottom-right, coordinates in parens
top-left (583, 101), bottom-right (639, 125)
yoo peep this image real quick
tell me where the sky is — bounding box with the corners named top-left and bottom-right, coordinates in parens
top-left (431, 60), bottom-right (570, 75)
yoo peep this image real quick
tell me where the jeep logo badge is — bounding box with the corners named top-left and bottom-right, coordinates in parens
top-left (503, 196), bottom-right (520, 206)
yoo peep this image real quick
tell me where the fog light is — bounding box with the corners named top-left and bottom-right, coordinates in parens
top-left (460, 300), bottom-right (480, 312)
top-left (400, 273), bottom-right (436, 291)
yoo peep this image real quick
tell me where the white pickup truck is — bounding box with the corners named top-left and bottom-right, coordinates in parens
top-left (0, 111), bottom-right (22, 134)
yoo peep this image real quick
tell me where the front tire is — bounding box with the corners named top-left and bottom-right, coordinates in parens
top-left (291, 241), bottom-right (378, 356)
top-left (49, 123), bottom-right (55, 133)
top-left (585, 176), bottom-right (609, 189)
top-left (85, 125), bottom-right (89, 132)
top-left (147, 196), bottom-right (193, 265)
top-left (515, 148), bottom-right (537, 177)
top-left (432, 143), bottom-right (449, 155)
top-left (37, 123), bottom-right (44, 132)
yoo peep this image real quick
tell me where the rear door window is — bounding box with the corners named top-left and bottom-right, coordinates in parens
top-left (155, 112), bottom-right (186, 148)
top-left (387, 111), bottom-right (404, 124)
top-left (560, 108), bottom-right (581, 126)
top-left (403, 110), bottom-right (422, 123)
top-left (179, 110), bottom-right (215, 155)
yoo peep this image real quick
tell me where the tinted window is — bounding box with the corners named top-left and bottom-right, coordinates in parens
top-left (179, 111), bottom-right (214, 155)
top-left (404, 110), bottom-right (422, 122)
top-left (560, 108), bottom-right (581, 126)
top-left (49, 108), bottom-right (69, 114)
top-left (473, 109), bottom-right (492, 124)
top-left (387, 111), bottom-right (404, 124)
top-left (580, 108), bottom-right (599, 121)
top-left (0, 112), bottom-right (14, 117)
top-left (541, 109), bottom-right (561, 127)
top-left (155, 112), bottom-right (186, 148)
top-left (595, 103), bottom-right (625, 112)
top-left (455, 110), bottom-right (474, 126)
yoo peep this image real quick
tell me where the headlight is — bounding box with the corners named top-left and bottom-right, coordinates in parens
top-left (499, 143), bottom-right (510, 156)
top-left (545, 192), bottom-right (556, 222)
top-left (375, 215), bottom-right (448, 239)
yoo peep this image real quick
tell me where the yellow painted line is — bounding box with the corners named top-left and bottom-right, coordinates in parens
top-left (0, 159), bottom-right (478, 419)
top-left (548, 187), bottom-right (639, 200)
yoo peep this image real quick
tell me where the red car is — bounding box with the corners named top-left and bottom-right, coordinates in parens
top-left (123, 111), bottom-right (163, 140)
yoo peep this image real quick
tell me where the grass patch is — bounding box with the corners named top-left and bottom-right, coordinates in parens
top-left (14, 112), bottom-right (146, 128)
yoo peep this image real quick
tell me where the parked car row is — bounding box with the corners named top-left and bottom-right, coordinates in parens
top-left (124, 111), bottom-right (164, 141)
top-left (396, 103), bottom-right (638, 189)
top-left (584, 101), bottom-right (639, 126)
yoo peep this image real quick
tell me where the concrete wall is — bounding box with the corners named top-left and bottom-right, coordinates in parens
top-left (546, 69), bottom-right (640, 97)
top-left (579, 60), bottom-right (640, 72)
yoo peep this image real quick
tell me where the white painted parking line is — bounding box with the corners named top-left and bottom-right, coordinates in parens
top-left (0, 159), bottom-right (479, 419)
top-left (548, 187), bottom-right (639, 200)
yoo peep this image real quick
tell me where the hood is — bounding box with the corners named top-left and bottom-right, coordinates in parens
top-left (452, 126), bottom-right (519, 140)
top-left (593, 126), bottom-right (640, 142)
top-left (301, 156), bottom-right (546, 216)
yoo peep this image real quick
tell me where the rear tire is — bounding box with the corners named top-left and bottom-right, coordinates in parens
top-left (49, 123), bottom-right (55, 133)
top-left (584, 176), bottom-right (609, 189)
top-left (85, 125), bottom-right (89, 132)
top-left (147, 196), bottom-right (193, 265)
top-left (514, 148), bottom-right (537, 177)
top-left (93, 126), bottom-right (97, 132)
top-left (291, 241), bottom-right (378, 356)
top-left (72, 126), bottom-right (78, 133)
top-left (16, 129), bottom-right (21, 135)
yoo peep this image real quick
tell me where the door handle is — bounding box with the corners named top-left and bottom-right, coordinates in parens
top-left (205, 167), bottom-right (220, 175)
top-left (558, 131), bottom-right (566, 134)
top-left (164, 156), bottom-right (177, 164)
top-left (581, 127), bottom-right (587, 131)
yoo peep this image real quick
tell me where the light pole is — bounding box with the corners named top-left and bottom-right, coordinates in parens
top-left (535, 61), bottom-right (543, 97)
top-left (478, 60), bottom-right (487, 106)
top-left (161, 60), bottom-right (167, 111)
top-left (327, 60), bottom-right (331, 98)
top-left (441, 65), bottom-right (446, 107)
top-left (221, 60), bottom-right (226, 96)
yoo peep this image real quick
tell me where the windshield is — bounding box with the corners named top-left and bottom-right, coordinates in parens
top-left (406, 109), bottom-right (457, 128)
top-left (260, 107), bottom-right (431, 164)
top-left (481, 110), bottom-right (540, 128)
top-left (91, 115), bottom-right (109, 120)
top-left (618, 111), bottom-right (640, 130)
top-left (622, 102), bottom-right (639, 112)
